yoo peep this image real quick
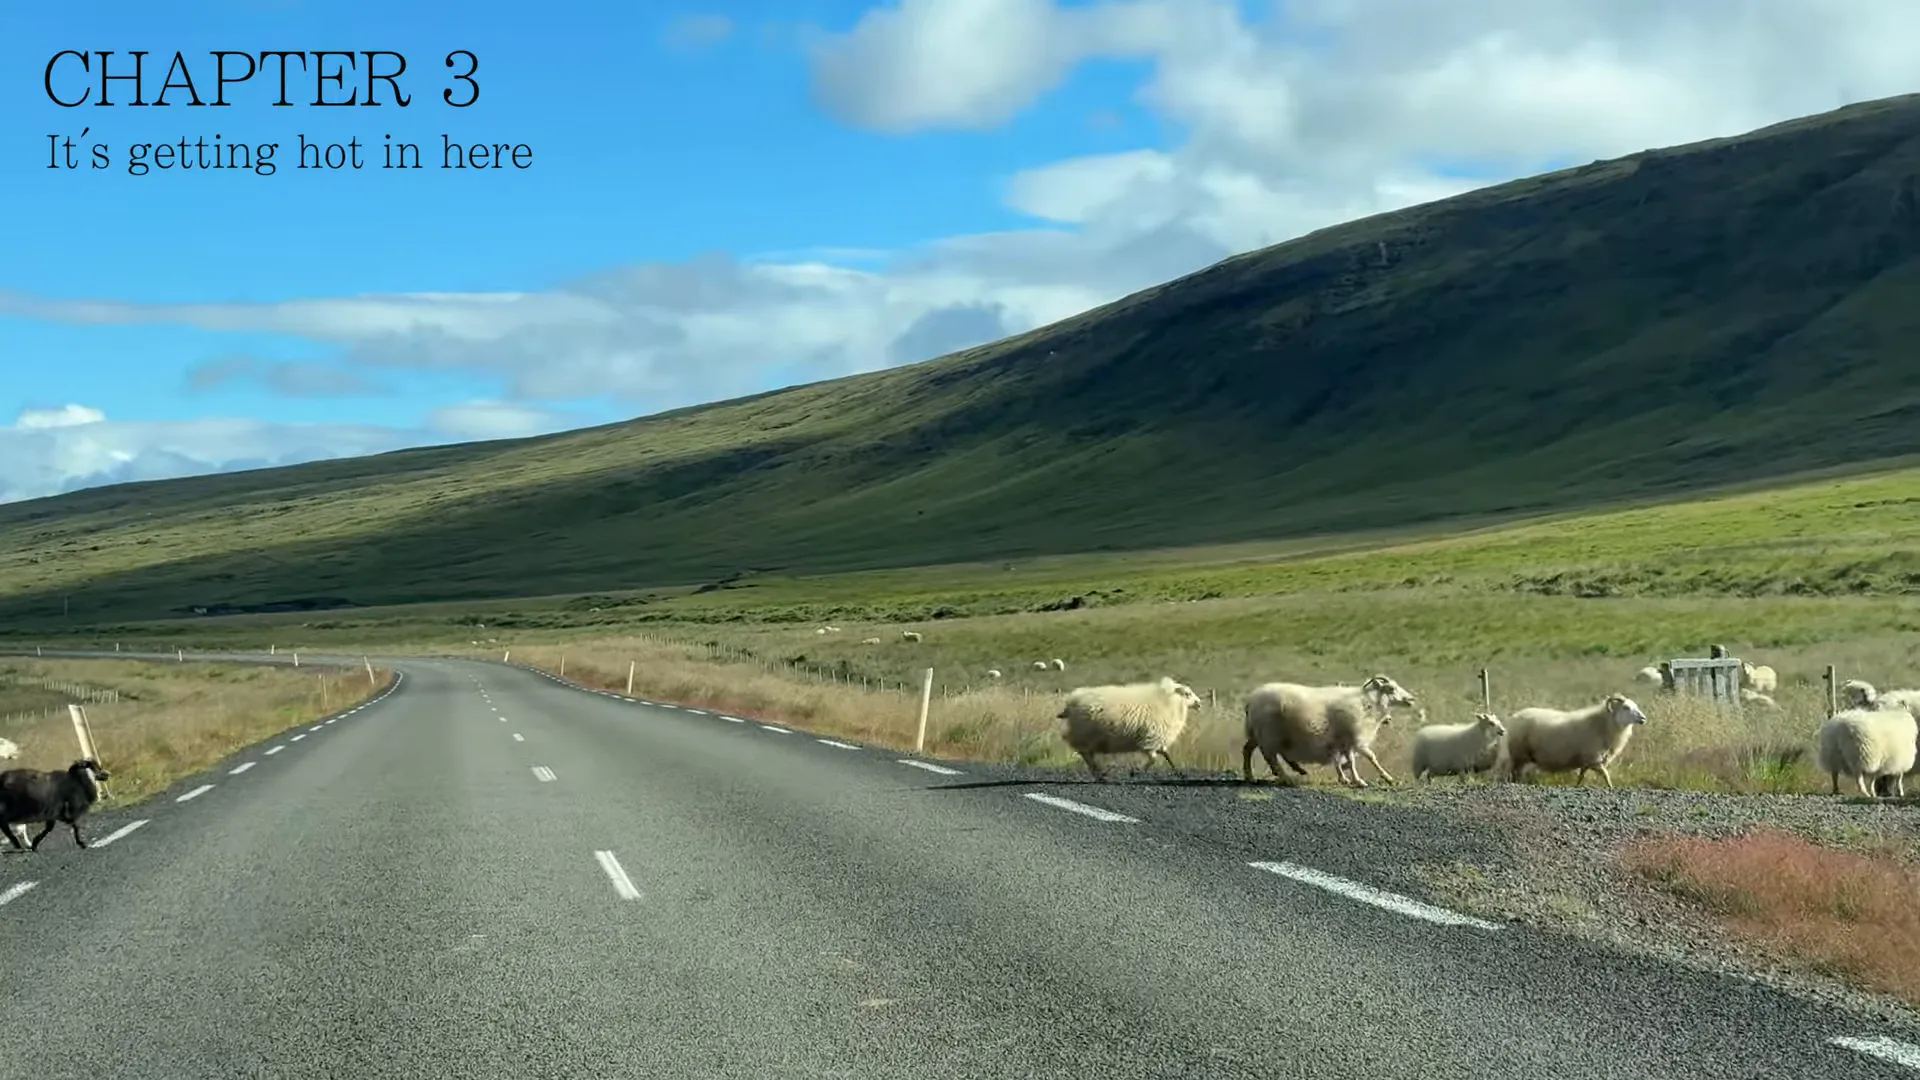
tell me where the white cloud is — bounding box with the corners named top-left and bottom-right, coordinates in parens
top-left (428, 400), bottom-right (577, 441)
top-left (6, 0), bottom-right (1920, 501)
top-left (16, 404), bottom-right (106, 430)
top-left (0, 406), bottom-right (429, 504)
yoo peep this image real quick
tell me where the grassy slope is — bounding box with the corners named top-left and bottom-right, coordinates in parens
top-left (10, 94), bottom-right (1920, 627)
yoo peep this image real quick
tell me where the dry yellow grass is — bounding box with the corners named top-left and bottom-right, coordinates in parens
top-left (454, 608), bottom-right (1908, 795)
top-left (0, 657), bottom-right (393, 806)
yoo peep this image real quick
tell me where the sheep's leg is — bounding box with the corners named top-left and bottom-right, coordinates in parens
top-left (1260, 748), bottom-right (1290, 783)
top-left (1154, 749), bottom-right (1184, 778)
top-left (1336, 750), bottom-right (1366, 788)
top-left (1830, 772), bottom-right (1840, 796)
top-left (1896, 775), bottom-right (1908, 799)
top-left (1241, 739), bottom-right (1257, 783)
top-left (1077, 750), bottom-right (1106, 780)
top-left (1281, 755), bottom-right (1309, 776)
top-left (1358, 746), bottom-right (1396, 785)
top-left (1, 823), bottom-right (25, 852)
top-left (1597, 764), bottom-right (1615, 789)
top-left (27, 820), bottom-right (56, 851)
top-left (1858, 774), bottom-right (1875, 798)
top-left (68, 817), bottom-right (88, 848)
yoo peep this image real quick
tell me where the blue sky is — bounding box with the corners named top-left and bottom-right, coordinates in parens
top-left (1, 0), bottom-right (1908, 501)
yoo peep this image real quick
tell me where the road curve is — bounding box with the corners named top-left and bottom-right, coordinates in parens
top-left (1, 649), bottom-right (1916, 1078)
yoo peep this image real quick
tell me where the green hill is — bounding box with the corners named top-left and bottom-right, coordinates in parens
top-left (9, 93), bottom-right (1920, 628)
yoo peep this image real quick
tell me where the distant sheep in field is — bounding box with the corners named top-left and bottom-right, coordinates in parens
top-left (861, 637), bottom-right (883, 646)
top-left (0, 737), bottom-right (17, 760)
top-left (1241, 675), bottom-right (1418, 788)
top-left (1739, 688), bottom-right (1780, 710)
top-left (1056, 676), bottom-right (1203, 780)
top-left (1, 758), bottom-right (111, 852)
top-left (1634, 665), bottom-right (1665, 687)
top-left (1740, 661), bottom-right (1777, 695)
top-left (1050, 658), bottom-right (1066, 671)
top-left (816, 628), bottom-right (829, 635)
top-left (902, 631), bottom-right (923, 642)
top-left (1410, 712), bottom-right (1508, 781)
top-left (1033, 660), bottom-right (1050, 670)
top-left (986, 669), bottom-right (1002, 679)
top-left (1497, 693), bottom-right (1646, 788)
top-left (1816, 705), bottom-right (1918, 797)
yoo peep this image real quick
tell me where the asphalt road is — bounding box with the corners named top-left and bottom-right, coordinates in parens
top-left (4, 649), bottom-right (1919, 1078)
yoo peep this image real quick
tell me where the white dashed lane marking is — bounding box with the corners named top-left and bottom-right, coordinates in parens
top-left (722, 716), bottom-right (745, 723)
top-left (0, 881), bottom-right (37, 907)
top-left (594, 850), bottom-right (642, 900)
top-left (1830, 1036), bottom-right (1920, 1072)
top-left (817, 739), bottom-right (861, 750)
top-left (265, 745), bottom-right (285, 755)
top-left (512, 733), bottom-right (525, 742)
top-left (1248, 861), bottom-right (1505, 931)
top-left (290, 734), bottom-right (307, 742)
top-left (175, 784), bottom-right (215, 803)
top-left (91, 819), bottom-right (149, 848)
top-left (1024, 792), bottom-right (1139, 824)
top-left (229, 762), bottom-right (256, 775)
top-left (531, 766), bottom-right (557, 783)
top-left (897, 759), bottom-right (962, 776)
top-left (760, 725), bottom-right (793, 735)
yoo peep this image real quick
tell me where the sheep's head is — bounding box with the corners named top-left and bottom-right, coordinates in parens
top-left (1474, 712), bottom-right (1507, 737)
top-left (1159, 677), bottom-right (1203, 710)
top-left (1603, 694), bottom-right (1647, 726)
top-left (70, 758), bottom-right (109, 782)
top-left (1361, 674), bottom-right (1418, 709)
top-left (1843, 679), bottom-right (1879, 709)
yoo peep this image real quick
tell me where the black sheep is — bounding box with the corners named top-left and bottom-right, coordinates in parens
top-left (0, 758), bottom-right (111, 852)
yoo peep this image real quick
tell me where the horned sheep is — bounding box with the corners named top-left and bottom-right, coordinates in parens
top-left (1498, 693), bottom-right (1647, 788)
top-left (1, 758), bottom-right (112, 852)
top-left (1056, 676), bottom-right (1203, 780)
top-left (1241, 675), bottom-right (1418, 788)
top-left (1815, 705), bottom-right (1918, 797)
top-left (1410, 712), bottom-right (1508, 781)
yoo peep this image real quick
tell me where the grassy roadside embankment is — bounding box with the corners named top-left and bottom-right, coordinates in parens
top-left (0, 656), bottom-right (394, 807)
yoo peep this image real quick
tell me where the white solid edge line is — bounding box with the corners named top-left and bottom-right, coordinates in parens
top-left (512, 733), bottom-right (525, 741)
top-left (817, 739), bottom-right (861, 750)
top-left (897, 759), bottom-right (962, 775)
top-left (1248, 861), bottom-right (1506, 931)
top-left (760, 725), bottom-right (793, 734)
top-left (91, 819), bottom-right (149, 848)
top-left (230, 761), bottom-right (256, 775)
top-left (594, 850), bottom-right (643, 900)
top-left (1023, 792), bottom-right (1140, 823)
top-left (176, 784), bottom-right (215, 803)
top-left (0, 881), bottom-right (36, 906)
top-left (265, 745), bottom-right (285, 755)
top-left (1830, 1035), bottom-right (1920, 1071)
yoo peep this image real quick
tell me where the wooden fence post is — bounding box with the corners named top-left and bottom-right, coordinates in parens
top-left (915, 668), bottom-right (934, 753)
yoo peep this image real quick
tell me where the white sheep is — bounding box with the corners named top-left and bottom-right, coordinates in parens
top-left (1840, 679), bottom-right (1920, 795)
top-left (1056, 676), bottom-right (1203, 780)
top-left (902, 631), bottom-right (923, 642)
top-left (1410, 712), bottom-right (1508, 781)
top-left (826, 626), bottom-right (842, 633)
top-left (1498, 693), bottom-right (1647, 787)
top-left (815, 628), bottom-right (829, 635)
top-left (1815, 706), bottom-right (1919, 797)
top-left (860, 637), bottom-right (882, 646)
top-left (0, 737), bottom-right (18, 760)
top-left (1033, 660), bottom-right (1050, 670)
top-left (1738, 687), bottom-right (1779, 710)
top-left (1741, 661), bottom-right (1778, 694)
top-left (986, 669), bottom-right (1003, 679)
top-left (1633, 665), bottom-right (1665, 687)
top-left (1241, 674), bottom-right (1418, 788)
top-left (1050, 658), bottom-right (1066, 671)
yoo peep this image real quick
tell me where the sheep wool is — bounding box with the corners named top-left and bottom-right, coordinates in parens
top-left (1816, 706), bottom-right (1919, 797)
top-left (1241, 675), bottom-right (1417, 789)
top-left (1740, 661), bottom-right (1778, 695)
top-left (1056, 676), bottom-right (1203, 779)
top-left (0, 758), bottom-right (112, 851)
top-left (1498, 694), bottom-right (1647, 787)
top-left (1410, 713), bottom-right (1508, 781)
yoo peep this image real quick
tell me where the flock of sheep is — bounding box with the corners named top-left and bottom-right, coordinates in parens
top-left (1051, 663), bottom-right (1920, 800)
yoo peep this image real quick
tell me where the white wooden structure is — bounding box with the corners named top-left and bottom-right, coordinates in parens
top-left (1666, 656), bottom-right (1743, 707)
